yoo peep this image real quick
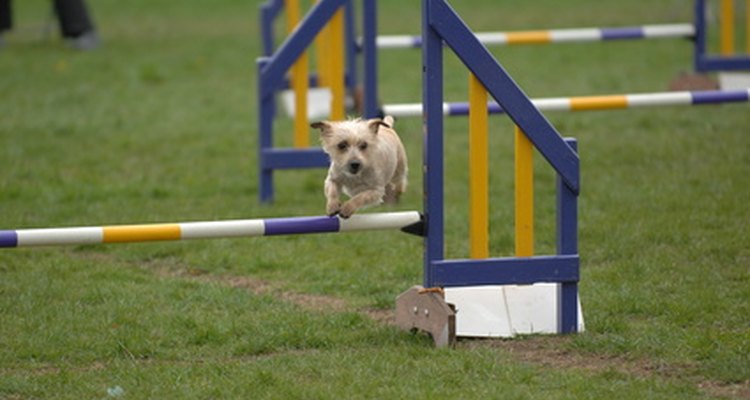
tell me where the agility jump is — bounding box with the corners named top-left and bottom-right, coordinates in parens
top-left (416, 0), bottom-right (581, 338)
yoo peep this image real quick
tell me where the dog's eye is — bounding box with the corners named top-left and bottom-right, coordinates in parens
top-left (337, 141), bottom-right (348, 151)
top-left (358, 142), bottom-right (368, 151)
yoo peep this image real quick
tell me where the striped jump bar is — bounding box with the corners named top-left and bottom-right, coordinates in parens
top-left (383, 89), bottom-right (750, 117)
top-left (376, 23), bottom-right (694, 49)
top-left (0, 211), bottom-right (422, 248)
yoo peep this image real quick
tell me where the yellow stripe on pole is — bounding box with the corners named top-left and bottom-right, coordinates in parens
top-left (505, 30), bottom-right (552, 45)
top-left (469, 74), bottom-right (489, 259)
top-left (329, 7), bottom-right (346, 121)
top-left (569, 95), bottom-right (628, 111)
top-left (514, 125), bottom-right (534, 257)
top-left (103, 224), bottom-right (181, 243)
top-left (720, 0), bottom-right (735, 55)
top-left (746, 0), bottom-right (750, 53)
top-left (285, 0), bottom-right (310, 148)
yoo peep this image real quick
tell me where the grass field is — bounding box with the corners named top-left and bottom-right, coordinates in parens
top-left (1, 0), bottom-right (749, 398)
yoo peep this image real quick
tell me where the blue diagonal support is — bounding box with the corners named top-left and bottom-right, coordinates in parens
top-left (427, 0), bottom-right (579, 194)
top-left (259, 0), bottom-right (347, 100)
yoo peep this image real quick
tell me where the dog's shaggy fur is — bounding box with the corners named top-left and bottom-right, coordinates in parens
top-left (312, 116), bottom-right (407, 218)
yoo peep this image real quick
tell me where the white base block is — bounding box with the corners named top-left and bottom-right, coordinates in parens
top-left (719, 72), bottom-right (750, 90)
top-left (444, 284), bottom-right (584, 338)
top-left (281, 87), bottom-right (332, 120)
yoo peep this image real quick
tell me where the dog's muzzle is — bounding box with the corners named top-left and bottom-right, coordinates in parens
top-left (347, 160), bottom-right (362, 174)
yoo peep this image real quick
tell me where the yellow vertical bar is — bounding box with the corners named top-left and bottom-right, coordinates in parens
top-left (328, 8), bottom-right (346, 120)
top-left (315, 0), bottom-right (331, 88)
top-left (468, 74), bottom-right (489, 259)
top-left (720, 0), bottom-right (735, 55)
top-left (514, 125), bottom-right (534, 257)
top-left (285, 0), bottom-right (309, 148)
top-left (746, 0), bottom-right (750, 53)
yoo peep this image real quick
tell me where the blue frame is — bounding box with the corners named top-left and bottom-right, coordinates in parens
top-left (257, 0), bottom-right (380, 203)
top-left (258, 0), bottom-right (345, 203)
top-left (693, 0), bottom-right (750, 72)
top-left (422, 0), bottom-right (580, 334)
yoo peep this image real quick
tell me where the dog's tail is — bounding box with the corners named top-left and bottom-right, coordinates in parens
top-left (383, 115), bottom-right (395, 128)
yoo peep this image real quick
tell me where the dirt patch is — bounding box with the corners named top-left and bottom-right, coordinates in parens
top-left (361, 307), bottom-right (395, 325)
top-left (148, 263), bottom-right (400, 329)
top-left (698, 380), bottom-right (750, 399)
top-left (459, 336), bottom-right (750, 399)
top-left (146, 263), bottom-right (353, 314)
top-left (460, 335), bottom-right (669, 376)
top-left (182, 270), bottom-right (396, 323)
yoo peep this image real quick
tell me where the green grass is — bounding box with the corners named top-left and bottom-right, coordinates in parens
top-left (1, 0), bottom-right (749, 398)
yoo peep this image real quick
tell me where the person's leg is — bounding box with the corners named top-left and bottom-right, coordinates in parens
top-left (53, 0), bottom-right (94, 37)
top-left (0, 0), bottom-right (10, 48)
top-left (53, 0), bottom-right (98, 49)
top-left (0, 0), bottom-right (12, 33)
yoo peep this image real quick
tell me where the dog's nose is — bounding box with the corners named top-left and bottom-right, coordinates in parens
top-left (348, 160), bottom-right (361, 174)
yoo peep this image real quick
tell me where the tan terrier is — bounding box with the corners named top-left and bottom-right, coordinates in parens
top-left (312, 116), bottom-right (407, 218)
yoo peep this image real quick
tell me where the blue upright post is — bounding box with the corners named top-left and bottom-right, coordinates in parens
top-left (259, 0), bottom-right (284, 128)
top-left (344, 1), bottom-right (358, 99)
top-left (258, 57), bottom-right (276, 203)
top-left (362, 0), bottom-right (379, 118)
top-left (694, 0), bottom-right (708, 72)
top-left (557, 138), bottom-right (579, 333)
top-left (422, 0), bottom-right (445, 288)
top-left (260, 0), bottom-right (284, 57)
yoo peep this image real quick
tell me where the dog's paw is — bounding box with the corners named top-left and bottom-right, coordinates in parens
top-left (338, 202), bottom-right (358, 219)
top-left (326, 201), bottom-right (342, 217)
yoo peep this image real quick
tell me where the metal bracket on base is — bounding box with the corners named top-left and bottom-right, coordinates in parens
top-left (395, 285), bottom-right (456, 348)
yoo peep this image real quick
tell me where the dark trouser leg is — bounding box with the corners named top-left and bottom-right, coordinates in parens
top-left (0, 0), bottom-right (12, 33)
top-left (53, 0), bottom-right (94, 38)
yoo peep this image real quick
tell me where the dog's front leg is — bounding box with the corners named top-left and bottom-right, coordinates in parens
top-left (325, 178), bottom-right (343, 216)
top-left (340, 189), bottom-right (384, 218)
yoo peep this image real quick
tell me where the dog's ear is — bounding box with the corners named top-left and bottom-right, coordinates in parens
top-left (367, 119), bottom-right (389, 135)
top-left (311, 121), bottom-right (333, 137)
top-left (383, 115), bottom-right (395, 128)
